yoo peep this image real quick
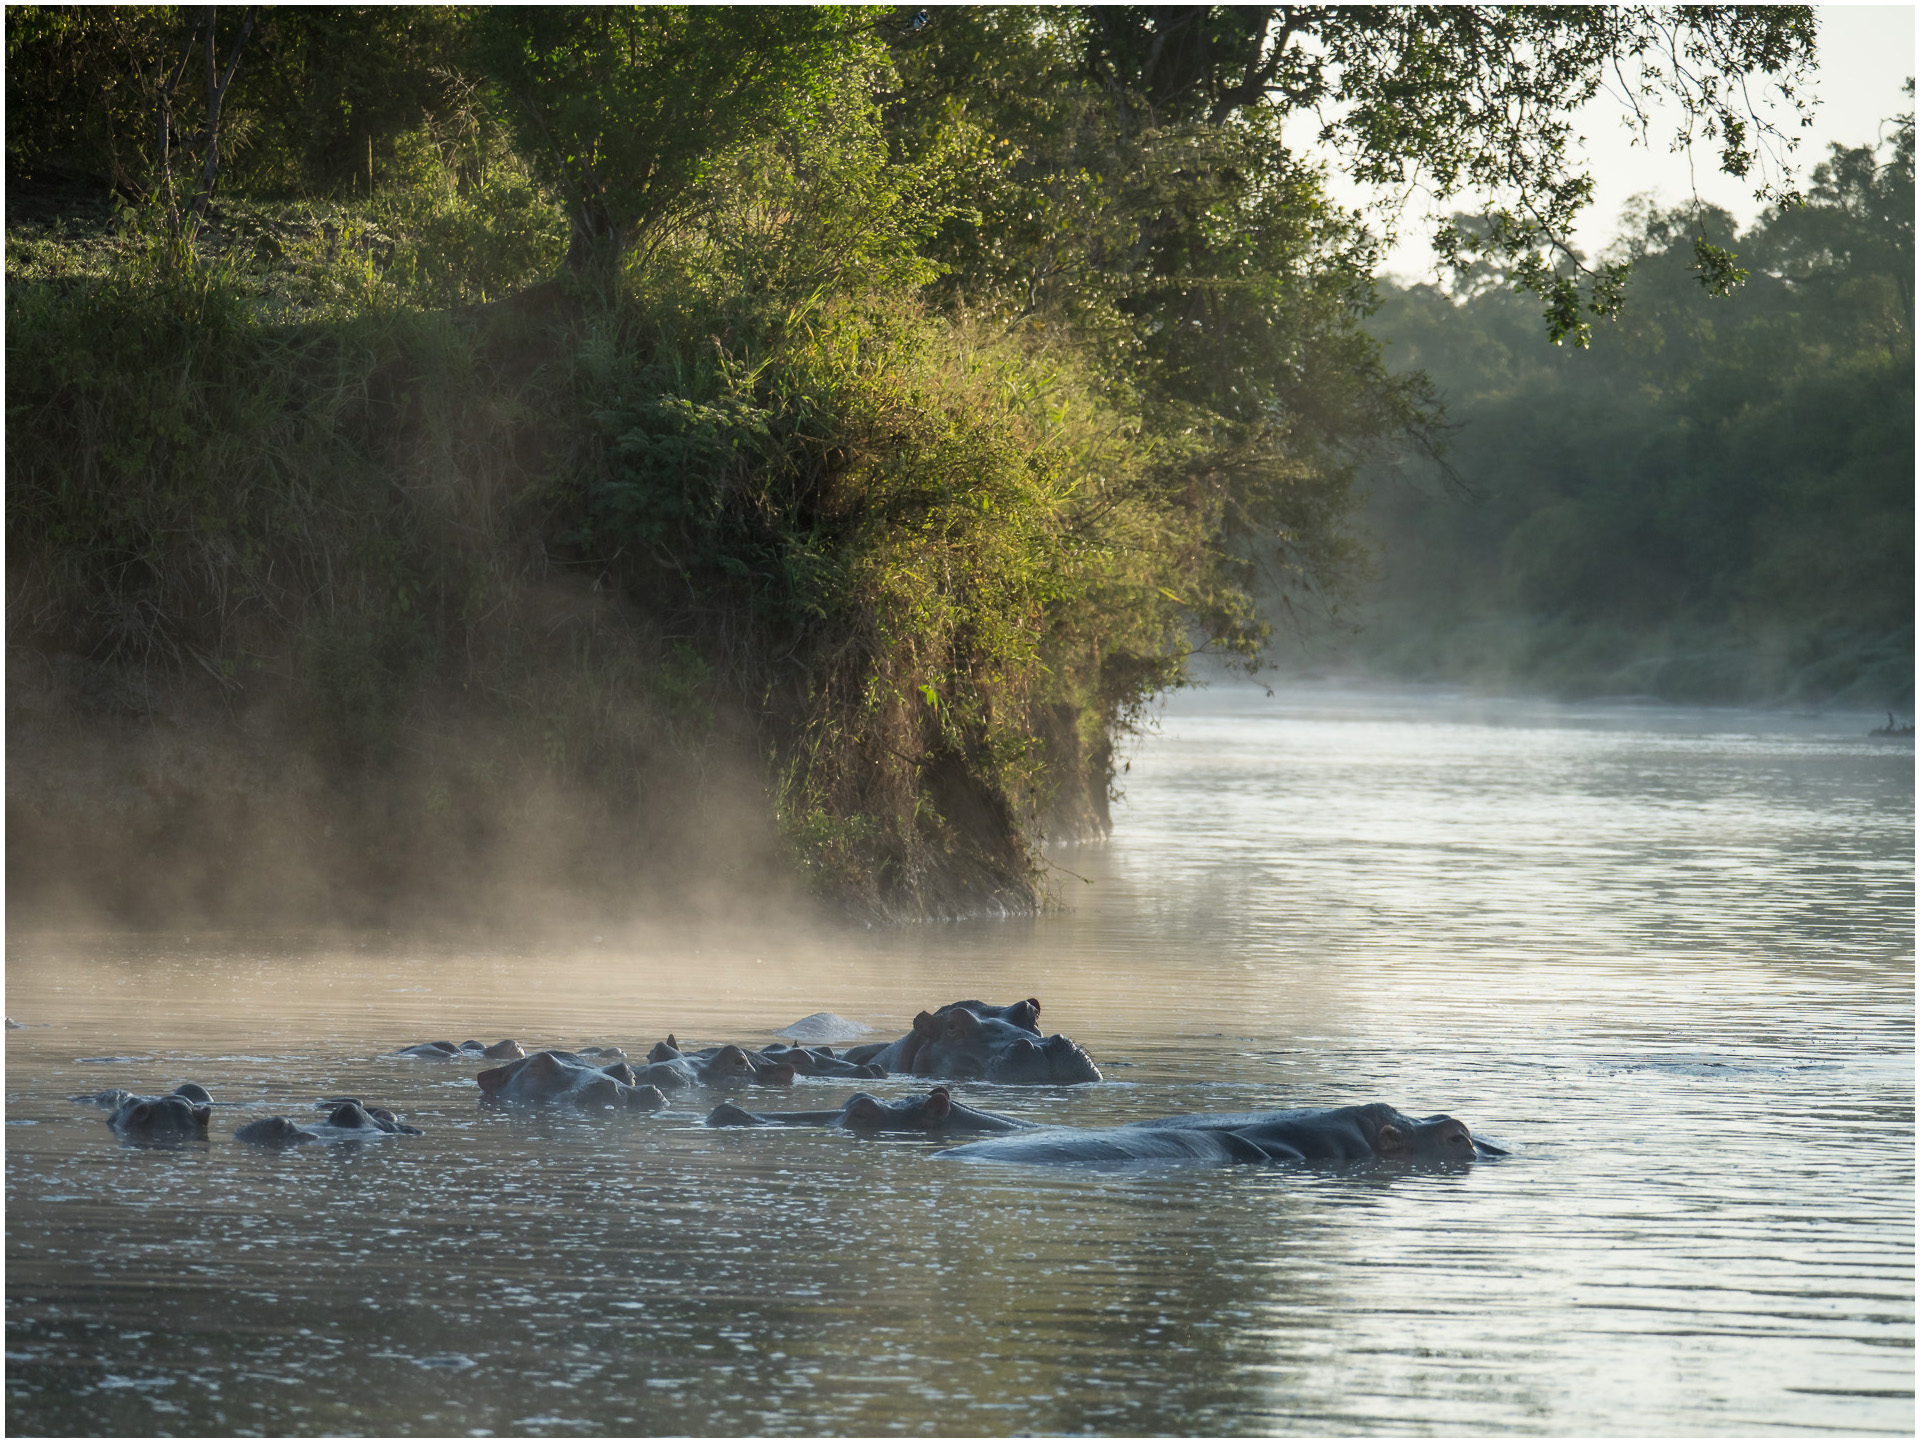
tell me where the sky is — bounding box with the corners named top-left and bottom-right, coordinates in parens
top-left (1334, 5), bottom-right (1918, 283)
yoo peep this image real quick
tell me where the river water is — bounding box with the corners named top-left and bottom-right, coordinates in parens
top-left (6, 684), bottom-right (1912, 1436)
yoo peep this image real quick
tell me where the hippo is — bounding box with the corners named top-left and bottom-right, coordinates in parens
top-left (235, 1116), bottom-right (321, 1147)
top-left (936, 1103), bottom-right (1506, 1166)
top-left (755, 1044), bottom-right (887, 1080)
top-left (76, 1080), bottom-right (214, 1111)
top-left (844, 999), bottom-right (1099, 1084)
top-left (640, 1041), bottom-right (796, 1090)
top-left (476, 1050), bottom-right (667, 1111)
top-left (312, 1099), bottom-right (424, 1135)
top-left (304, 1099), bottom-right (425, 1137)
top-left (106, 1091), bottom-right (212, 1144)
top-left (706, 1086), bottom-right (1032, 1135)
top-left (843, 999), bottom-right (1042, 1072)
top-left (841, 999), bottom-right (1099, 1084)
top-left (396, 1039), bottom-right (525, 1060)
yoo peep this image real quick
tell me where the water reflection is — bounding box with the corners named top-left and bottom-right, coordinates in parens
top-left (7, 685), bottom-right (1912, 1435)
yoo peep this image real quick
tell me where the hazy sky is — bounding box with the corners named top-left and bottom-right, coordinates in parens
top-left (1339, 5), bottom-right (1917, 282)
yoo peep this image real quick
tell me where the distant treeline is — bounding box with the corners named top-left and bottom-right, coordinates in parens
top-left (1339, 116), bottom-right (1914, 708)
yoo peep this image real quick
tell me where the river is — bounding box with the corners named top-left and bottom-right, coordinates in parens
top-left (6, 683), bottom-right (1912, 1435)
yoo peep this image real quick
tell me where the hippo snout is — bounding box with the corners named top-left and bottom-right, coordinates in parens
top-left (1040, 1033), bottom-right (1102, 1083)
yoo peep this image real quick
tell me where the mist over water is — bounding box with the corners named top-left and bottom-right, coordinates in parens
top-left (7, 683), bottom-right (1912, 1436)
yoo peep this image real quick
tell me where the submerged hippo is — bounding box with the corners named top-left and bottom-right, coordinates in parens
top-left (753, 1044), bottom-right (886, 1080)
top-left (312, 1099), bottom-right (424, 1135)
top-left (706, 1086), bottom-right (1032, 1135)
top-left (396, 1039), bottom-right (525, 1060)
top-left (76, 1080), bottom-right (214, 1112)
top-left (844, 999), bottom-right (1100, 1084)
top-left (234, 1116), bottom-right (321, 1147)
top-left (476, 1050), bottom-right (667, 1111)
top-left (937, 1103), bottom-right (1506, 1166)
top-left (236, 1099), bottom-right (422, 1145)
top-left (640, 1040), bottom-right (797, 1090)
top-left (106, 1090), bottom-right (212, 1144)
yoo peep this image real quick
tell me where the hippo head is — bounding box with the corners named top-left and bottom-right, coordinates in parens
top-left (622, 1082), bottom-right (667, 1112)
top-left (703, 1046), bottom-right (757, 1088)
top-left (574, 1075), bottom-right (621, 1109)
top-left (840, 1086), bottom-right (954, 1132)
top-left (477, 1050), bottom-right (573, 1099)
top-left (235, 1116), bottom-right (319, 1147)
top-left (647, 1036), bottom-right (682, 1063)
top-left (108, 1095), bottom-right (211, 1143)
top-left (748, 1056), bottom-right (796, 1088)
top-left (985, 1031), bottom-right (1102, 1084)
top-left (363, 1105), bottom-right (421, 1135)
top-left (1373, 1110), bottom-right (1502, 1161)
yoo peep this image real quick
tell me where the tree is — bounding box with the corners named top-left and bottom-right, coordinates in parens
top-left (898, 6), bottom-right (1817, 346)
top-left (469, 6), bottom-right (862, 278)
top-left (5, 6), bottom-right (470, 201)
top-left (1351, 109), bottom-right (1912, 702)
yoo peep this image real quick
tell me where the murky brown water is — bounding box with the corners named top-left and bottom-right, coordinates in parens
top-left (7, 684), bottom-right (1912, 1436)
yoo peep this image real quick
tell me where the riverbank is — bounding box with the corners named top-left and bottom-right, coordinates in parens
top-left (4, 186), bottom-right (1163, 929)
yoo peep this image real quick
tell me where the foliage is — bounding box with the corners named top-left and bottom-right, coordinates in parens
top-left (561, 64), bottom-right (1201, 910)
top-left (468, 6), bottom-right (864, 276)
top-left (893, 6), bottom-right (1816, 346)
top-left (5, 6), bottom-right (469, 198)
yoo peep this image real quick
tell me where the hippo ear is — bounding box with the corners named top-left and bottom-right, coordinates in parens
top-left (1375, 1122), bottom-right (1409, 1157)
top-left (191, 1106), bottom-right (211, 1130)
top-left (912, 1010), bottom-right (939, 1037)
top-left (924, 1087), bottom-right (951, 1121)
top-left (127, 1102), bottom-right (153, 1125)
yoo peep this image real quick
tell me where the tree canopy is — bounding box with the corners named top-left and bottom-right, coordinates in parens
top-left (1348, 112), bottom-right (1912, 704)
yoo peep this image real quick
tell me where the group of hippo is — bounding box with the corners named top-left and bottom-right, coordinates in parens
top-left (80, 998), bottom-right (1505, 1167)
top-left (77, 1083), bottom-right (424, 1147)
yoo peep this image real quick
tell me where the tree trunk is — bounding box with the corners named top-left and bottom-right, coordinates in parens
top-left (564, 195), bottom-right (631, 280)
top-left (186, 7), bottom-right (259, 227)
